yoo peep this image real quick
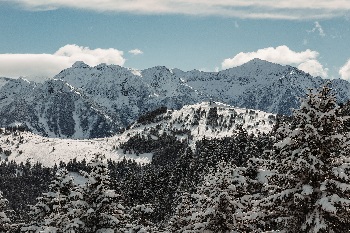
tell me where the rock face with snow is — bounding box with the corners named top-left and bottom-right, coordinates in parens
top-left (0, 102), bottom-right (275, 166)
top-left (0, 59), bottom-right (350, 139)
top-left (0, 78), bottom-right (120, 138)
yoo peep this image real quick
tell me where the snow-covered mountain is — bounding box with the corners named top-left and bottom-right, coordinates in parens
top-left (0, 59), bottom-right (350, 139)
top-left (176, 59), bottom-right (350, 114)
top-left (0, 102), bottom-right (275, 166)
top-left (0, 78), bottom-right (120, 138)
top-left (54, 63), bottom-right (205, 125)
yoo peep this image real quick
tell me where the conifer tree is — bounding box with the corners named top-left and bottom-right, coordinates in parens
top-left (170, 161), bottom-right (259, 232)
top-left (175, 148), bottom-right (196, 193)
top-left (60, 188), bottom-right (86, 233)
top-left (21, 168), bottom-right (76, 232)
top-left (257, 86), bottom-right (350, 232)
top-left (168, 192), bottom-right (196, 232)
top-left (127, 204), bottom-right (154, 233)
top-left (79, 155), bottom-right (128, 232)
top-left (0, 191), bottom-right (11, 233)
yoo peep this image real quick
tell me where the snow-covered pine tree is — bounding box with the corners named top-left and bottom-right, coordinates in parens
top-left (21, 168), bottom-right (76, 232)
top-left (257, 85), bottom-right (350, 232)
top-left (0, 191), bottom-right (11, 233)
top-left (60, 188), bottom-right (86, 233)
top-left (174, 148), bottom-right (196, 193)
top-left (167, 192), bottom-right (196, 232)
top-left (127, 204), bottom-right (154, 233)
top-left (79, 154), bottom-right (128, 233)
top-left (169, 161), bottom-right (258, 232)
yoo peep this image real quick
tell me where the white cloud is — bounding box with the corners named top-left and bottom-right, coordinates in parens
top-left (298, 60), bottom-right (328, 78)
top-left (222, 45), bottom-right (328, 78)
top-left (128, 49), bottom-right (143, 55)
top-left (222, 46), bottom-right (318, 67)
top-left (309, 21), bottom-right (326, 37)
top-left (339, 59), bottom-right (350, 81)
top-left (8, 0), bottom-right (350, 19)
top-left (0, 44), bottom-right (125, 79)
top-left (55, 44), bottom-right (125, 66)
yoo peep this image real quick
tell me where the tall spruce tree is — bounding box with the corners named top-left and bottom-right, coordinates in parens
top-left (127, 204), bottom-right (154, 232)
top-left (79, 155), bottom-right (128, 233)
top-left (169, 161), bottom-right (259, 232)
top-left (257, 86), bottom-right (350, 232)
top-left (0, 191), bottom-right (11, 233)
top-left (61, 188), bottom-right (86, 233)
top-left (21, 168), bottom-right (76, 232)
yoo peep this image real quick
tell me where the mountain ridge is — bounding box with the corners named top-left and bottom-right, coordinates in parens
top-left (0, 59), bottom-right (349, 139)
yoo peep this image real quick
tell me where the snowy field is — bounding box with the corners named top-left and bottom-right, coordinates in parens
top-left (0, 131), bottom-right (152, 167)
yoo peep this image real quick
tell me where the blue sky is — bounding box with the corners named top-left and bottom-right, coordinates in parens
top-left (0, 1), bottom-right (350, 81)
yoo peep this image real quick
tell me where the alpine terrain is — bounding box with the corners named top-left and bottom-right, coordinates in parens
top-left (0, 59), bottom-right (350, 139)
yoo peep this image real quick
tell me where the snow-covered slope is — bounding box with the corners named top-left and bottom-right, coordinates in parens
top-left (124, 101), bottom-right (275, 144)
top-left (0, 102), bottom-right (275, 166)
top-left (0, 130), bottom-right (151, 167)
top-left (0, 59), bottom-right (350, 139)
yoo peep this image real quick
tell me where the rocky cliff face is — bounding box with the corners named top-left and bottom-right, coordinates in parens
top-left (0, 78), bottom-right (120, 138)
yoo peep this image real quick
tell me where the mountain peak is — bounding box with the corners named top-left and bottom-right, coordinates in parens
top-left (72, 61), bottom-right (90, 69)
top-left (143, 66), bottom-right (172, 72)
top-left (250, 58), bottom-right (267, 62)
top-left (245, 58), bottom-right (282, 67)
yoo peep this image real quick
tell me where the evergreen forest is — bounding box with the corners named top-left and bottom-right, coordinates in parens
top-left (0, 86), bottom-right (350, 232)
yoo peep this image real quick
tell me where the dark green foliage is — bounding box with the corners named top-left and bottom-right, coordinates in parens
top-left (22, 168), bottom-right (76, 232)
top-left (66, 158), bottom-right (88, 172)
top-left (117, 130), bottom-right (273, 224)
top-left (137, 106), bottom-right (167, 125)
top-left (191, 108), bottom-right (201, 125)
top-left (206, 107), bottom-right (219, 126)
top-left (119, 132), bottom-right (188, 166)
top-left (255, 86), bottom-right (350, 232)
top-left (5, 124), bottom-right (29, 133)
top-left (0, 161), bottom-right (54, 223)
top-left (194, 128), bottom-right (272, 169)
top-left (169, 162), bottom-right (261, 233)
top-left (0, 191), bottom-right (11, 232)
top-left (0, 117), bottom-right (277, 231)
top-left (339, 100), bottom-right (350, 131)
top-left (78, 155), bottom-right (128, 232)
top-left (3, 150), bottom-right (11, 157)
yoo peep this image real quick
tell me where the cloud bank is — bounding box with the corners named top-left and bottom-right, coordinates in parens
top-left (339, 60), bottom-right (350, 81)
top-left (297, 59), bottom-right (328, 78)
top-left (8, 0), bottom-right (350, 19)
top-left (222, 45), bottom-right (329, 78)
top-left (0, 44), bottom-right (125, 79)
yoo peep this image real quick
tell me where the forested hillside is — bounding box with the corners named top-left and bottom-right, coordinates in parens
top-left (0, 85), bottom-right (349, 232)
